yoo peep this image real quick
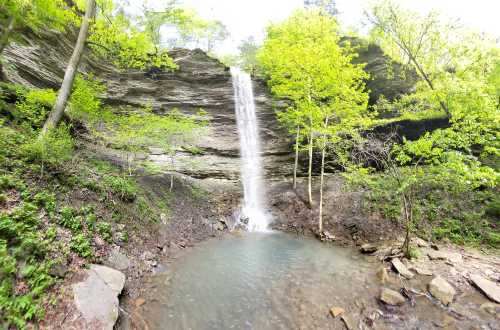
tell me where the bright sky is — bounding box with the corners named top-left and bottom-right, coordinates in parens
top-left (130, 0), bottom-right (500, 55)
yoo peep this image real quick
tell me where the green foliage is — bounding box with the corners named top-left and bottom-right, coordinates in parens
top-left (0, 202), bottom-right (54, 328)
top-left (70, 234), bottom-right (92, 259)
top-left (58, 206), bottom-right (82, 232)
top-left (33, 191), bottom-right (56, 214)
top-left (22, 124), bottom-right (74, 169)
top-left (0, 0), bottom-right (78, 53)
top-left (103, 175), bottom-right (138, 202)
top-left (96, 222), bottom-right (112, 243)
top-left (89, 6), bottom-right (177, 70)
top-left (68, 75), bottom-right (105, 120)
top-left (12, 88), bottom-right (56, 129)
top-left (141, 2), bottom-right (229, 53)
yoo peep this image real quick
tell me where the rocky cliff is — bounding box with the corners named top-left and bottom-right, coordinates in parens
top-left (2, 31), bottom-right (419, 185)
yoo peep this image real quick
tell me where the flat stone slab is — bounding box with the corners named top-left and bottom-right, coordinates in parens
top-left (427, 250), bottom-right (462, 263)
top-left (73, 265), bottom-right (126, 330)
top-left (429, 276), bottom-right (456, 305)
top-left (470, 274), bottom-right (500, 303)
top-left (391, 258), bottom-right (414, 279)
top-left (380, 288), bottom-right (406, 305)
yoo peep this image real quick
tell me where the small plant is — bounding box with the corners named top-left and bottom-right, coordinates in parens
top-left (103, 175), bottom-right (138, 202)
top-left (33, 191), bottom-right (57, 214)
top-left (70, 234), bottom-right (93, 259)
top-left (58, 207), bottom-right (82, 232)
top-left (96, 222), bottom-right (112, 243)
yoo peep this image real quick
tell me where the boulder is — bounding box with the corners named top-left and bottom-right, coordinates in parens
top-left (106, 249), bottom-right (131, 271)
top-left (73, 265), bottom-right (126, 330)
top-left (380, 288), bottom-right (406, 306)
top-left (428, 276), bottom-right (456, 305)
top-left (391, 258), bottom-right (414, 279)
top-left (470, 274), bottom-right (500, 303)
top-left (480, 302), bottom-right (500, 316)
top-left (412, 237), bottom-right (429, 248)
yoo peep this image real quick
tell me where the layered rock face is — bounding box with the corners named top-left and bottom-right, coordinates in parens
top-left (2, 31), bottom-right (292, 181)
top-left (2, 31), bottom-right (419, 184)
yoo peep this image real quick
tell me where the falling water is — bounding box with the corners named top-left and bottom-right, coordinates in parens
top-left (231, 67), bottom-right (269, 232)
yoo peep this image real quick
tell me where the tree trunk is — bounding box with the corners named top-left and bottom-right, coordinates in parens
top-left (0, 16), bottom-right (15, 54)
top-left (318, 118), bottom-right (329, 233)
top-left (307, 115), bottom-right (314, 208)
top-left (41, 0), bottom-right (96, 133)
top-left (293, 126), bottom-right (300, 190)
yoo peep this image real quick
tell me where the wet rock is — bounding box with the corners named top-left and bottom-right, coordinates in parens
top-left (391, 258), bottom-right (414, 279)
top-left (412, 266), bottom-right (433, 276)
top-left (428, 276), bottom-right (456, 305)
top-left (106, 249), bottom-right (131, 271)
top-left (49, 262), bottom-right (68, 278)
top-left (380, 288), bottom-right (406, 306)
top-left (330, 306), bottom-right (345, 317)
top-left (376, 267), bottom-right (389, 284)
top-left (360, 243), bottom-right (378, 254)
top-left (470, 274), bottom-right (500, 303)
top-left (213, 221), bottom-right (225, 231)
top-left (449, 303), bottom-right (473, 320)
top-left (73, 265), bottom-right (125, 330)
top-left (341, 314), bottom-right (356, 330)
top-left (480, 302), bottom-right (500, 317)
top-left (321, 231), bottom-right (336, 242)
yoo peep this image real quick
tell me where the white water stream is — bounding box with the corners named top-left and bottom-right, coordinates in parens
top-left (231, 67), bottom-right (269, 232)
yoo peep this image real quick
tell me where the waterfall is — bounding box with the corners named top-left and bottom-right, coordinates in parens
top-left (231, 67), bottom-right (269, 232)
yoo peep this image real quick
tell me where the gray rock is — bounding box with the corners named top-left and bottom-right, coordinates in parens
top-left (480, 302), bottom-right (500, 316)
top-left (412, 266), bottom-right (433, 276)
top-left (427, 250), bottom-right (462, 264)
top-left (341, 314), bottom-right (356, 330)
top-left (360, 243), bottom-right (378, 254)
top-left (106, 249), bottom-right (131, 271)
top-left (380, 288), bottom-right (406, 306)
top-left (412, 237), bottom-right (429, 248)
top-left (391, 258), bottom-right (414, 279)
top-left (49, 262), bottom-right (69, 278)
top-left (428, 276), bottom-right (456, 305)
top-left (470, 274), bottom-right (500, 303)
top-left (73, 265), bottom-right (125, 330)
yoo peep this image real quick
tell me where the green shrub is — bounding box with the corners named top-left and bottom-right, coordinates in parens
top-left (0, 174), bottom-right (26, 191)
top-left (96, 222), bottom-right (112, 243)
top-left (103, 175), bottom-right (138, 202)
top-left (70, 234), bottom-right (92, 259)
top-left (33, 191), bottom-right (57, 214)
top-left (13, 88), bottom-right (56, 129)
top-left (58, 207), bottom-right (82, 232)
top-left (22, 124), bottom-right (74, 169)
top-left (68, 75), bottom-right (105, 121)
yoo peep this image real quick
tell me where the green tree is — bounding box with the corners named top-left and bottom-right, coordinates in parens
top-left (42, 0), bottom-right (96, 133)
top-left (0, 0), bottom-right (77, 54)
top-left (258, 9), bottom-right (369, 231)
top-left (238, 37), bottom-right (259, 75)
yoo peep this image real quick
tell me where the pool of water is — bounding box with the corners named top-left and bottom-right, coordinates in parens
top-left (141, 232), bottom-right (381, 329)
top-left (135, 233), bottom-right (497, 330)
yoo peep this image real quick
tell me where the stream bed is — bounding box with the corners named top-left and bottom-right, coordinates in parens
top-left (137, 233), bottom-right (497, 330)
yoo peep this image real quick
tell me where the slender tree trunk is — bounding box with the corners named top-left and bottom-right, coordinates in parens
top-left (170, 155), bottom-right (174, 191)
top-left (293, 126), bottom-right (300, 190)
top-left (318, 117), bottom-right (329, 233)
top-left (307, 114), bottom-right (314, 207)
top-left (0, 16), bottom-right (15, 54)
top-left (41, 0), bottom-right (96, 133)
